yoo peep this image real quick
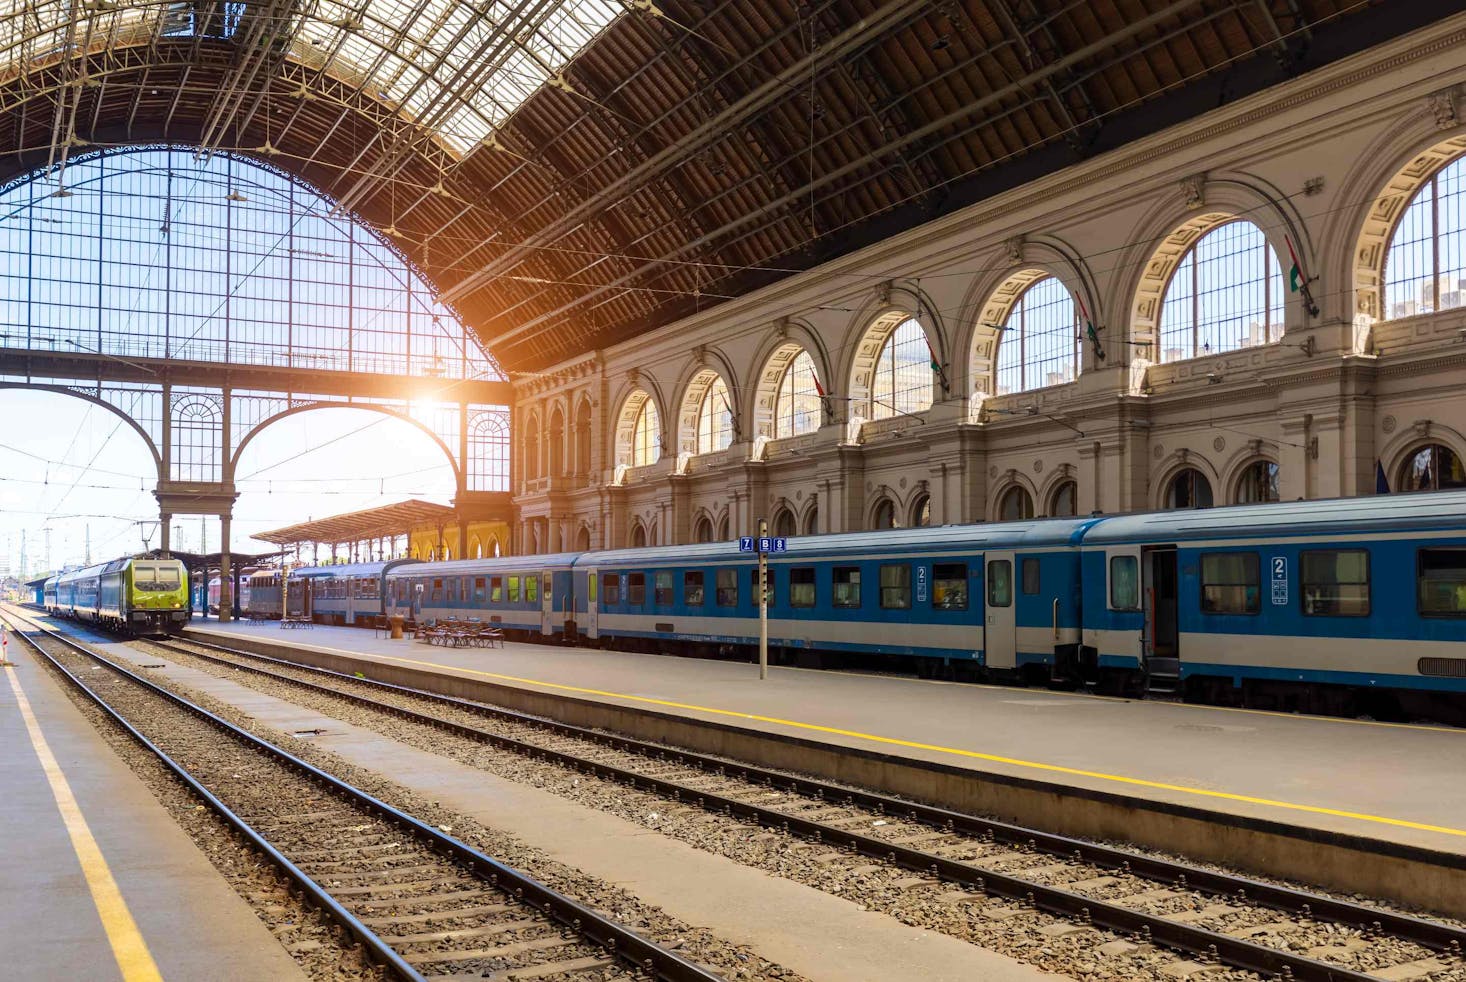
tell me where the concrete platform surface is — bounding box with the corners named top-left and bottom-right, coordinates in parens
top-left (188, 620), bottom-right (1466, 859)
top-left (142, 647), bottom-right (1061, 982)
top-left (0, 629), bottom-right (306, 982)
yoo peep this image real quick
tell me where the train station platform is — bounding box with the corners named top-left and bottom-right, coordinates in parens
top-left (0, 623), bottom-right (306, 981)
top-left (185, 620), bottom-right (1466, 918)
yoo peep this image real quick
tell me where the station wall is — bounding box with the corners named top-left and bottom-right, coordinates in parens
top-left (509, 16), bottom-right (1466, 553)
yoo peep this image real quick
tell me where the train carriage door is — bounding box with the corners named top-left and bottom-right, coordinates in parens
top-left (1144, 546), bottom-right (1180, 666)
top-left (584, 568), bottom-right (599, 640)
top-left (541, 572), bottom-right (554, 636)
top-left (985, 551), bottom-right (1017, 670)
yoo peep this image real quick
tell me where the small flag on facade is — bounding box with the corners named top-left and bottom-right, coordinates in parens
top-left (922, 331), bottom-right (951, 393)
top-left (1077, 297), bottom-right (1105, 362)
top-left (1286, 238), bottom-right (1302, 292)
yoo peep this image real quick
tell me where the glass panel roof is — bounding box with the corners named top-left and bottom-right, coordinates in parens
top-left (0, 0), bottom-right (621, 156)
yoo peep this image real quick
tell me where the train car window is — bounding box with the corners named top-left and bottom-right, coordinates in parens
top-left (1301, 550), bottom-right (1370, 616)
top-left (507, 576), bottom-right (520, 603)
top-left (490, 576), bottom-right (503, 603)
top-left (628, 573), bottom-right (646, 605)
top-left (654, 571), bottom-right (674, 605)
top-left (750, 568), bottom-right (773, 606)
top-left (1417, 549), bottom-right (1466, 616)
top-left (526, 575), bottom-right (539, 602)
top-left (684, 571), bottom-right (705, 606)
top-left (462, 576), bottom-right (474, 601)
top-left (1200, 552), bottom-right (1260, 614)
top-left (986, 560), bottom-right (1012, 608)
top-left (933, 563), bottom-right (967, 609)
top-left (716, 569), bottom-right (738, 606)
top-left (833, 566), bottom-right (861, 608)
top-left (790, 567), bottom-right (816, 607)
top-left (880, 565), bottom-right (911, 609)
top-left (543, 573), bottom-right (552, 600)
top-left (601, 573), bottom-right (620, 605)
top-left (1109, 557), bottom-right (1139, 610)
top-left (473, 577), bottom-right (486, 602)
top-left (1021, 558), bottom-right (1041, 595)
top-left (362, 578), bottom-right (379, 599)
top-left (431, 578), bottom-right (444, 603)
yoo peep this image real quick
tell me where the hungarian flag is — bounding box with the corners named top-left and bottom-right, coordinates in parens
top-left (811, 372), bottom-right (826, 398)
top-left (1078, 298), bottom-right (1105, 362)
top-left (1285, 235), bottom-right (1304, 293)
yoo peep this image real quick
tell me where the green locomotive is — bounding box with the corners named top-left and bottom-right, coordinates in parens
top-left (45, 556), bottom-right (191, 636)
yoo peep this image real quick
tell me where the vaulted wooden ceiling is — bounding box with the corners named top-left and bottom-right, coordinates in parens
top-left (0, 0), bottom-right (1447, 372)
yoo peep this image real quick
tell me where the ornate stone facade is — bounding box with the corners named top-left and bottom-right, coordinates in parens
top-left (509, 19), bottom-right (1466, 552)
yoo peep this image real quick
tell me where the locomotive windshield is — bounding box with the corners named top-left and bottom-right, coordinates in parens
top-left (134, 564), bottom-right (181, 592)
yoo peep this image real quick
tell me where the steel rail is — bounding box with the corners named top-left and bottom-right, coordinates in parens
top-left (5, 614), bottom-right (724, 982)
top-left (163, 633), bottom-right (1466, 981)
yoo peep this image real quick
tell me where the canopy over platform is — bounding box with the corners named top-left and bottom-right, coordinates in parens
top-left (255, 500), bottom-right (457, 548)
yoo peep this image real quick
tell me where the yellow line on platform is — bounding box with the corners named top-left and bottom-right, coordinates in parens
top-left (353, 649), bottom-right (1466, 840)
top-left (5, 662), bottom-right (164, 982)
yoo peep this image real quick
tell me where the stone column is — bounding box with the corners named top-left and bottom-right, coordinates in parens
top-left (218, 514), bottom-right (233, 622)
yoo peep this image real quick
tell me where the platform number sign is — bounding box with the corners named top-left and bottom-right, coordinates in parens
top-left (1270, 556), bottom-right (1288, 606)
top-left (739, 536), bottom-right (788, 553)
top-left (916, 566), bottom-right (928, 604)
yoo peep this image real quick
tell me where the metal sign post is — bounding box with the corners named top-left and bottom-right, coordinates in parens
top-left (1, 621), bottom-right (11, 667)
top-left (738, 527), bottom-right (787, 680)
top-left (757, 517), bottom-right (769, 680)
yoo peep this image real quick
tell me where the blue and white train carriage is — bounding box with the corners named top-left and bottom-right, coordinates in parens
top-left (385, 554), bottom-right (578, 638)
top-left (1081, 492), bottom-right (1466, 717)
top-left (574, 519), bottom-right (1099, 676)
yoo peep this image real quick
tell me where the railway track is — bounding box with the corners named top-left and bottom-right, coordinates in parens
top-left (146, 633), bottom-right (1466, 982)
top-left (1, 613), bottom-right (724, 982)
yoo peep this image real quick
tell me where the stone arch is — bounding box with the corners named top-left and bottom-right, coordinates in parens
top-left (1351, 133), bottom-right (1466, 323)
top-left (0, 383), bottom-right (164, 478)
top-left (468, 537), bottom-right (482, 559)
top-left (523, 410), bottom-right (542, 481)
top-left (692, 512), bottom-right (715, 544)
top-left (770, 503), bottom-right (797, 538)
top-left (716, 511), bottom-right (730, 541)
top-left (231, 402), bottom-right (462, 486)
top-left (961, 237), bottom-right (1098, 402)
top-left (1152, 451), bottom-right (1222, 510)
top-left (1226, 455), bottom-right (1281, 504)
top-left (486, 534), bottom-right (503, 558)
top-left (574, 525), bottom-right (592, 551)
top-left (801, 499), bottom-right (819, 535)
top-left (989, 472), bottom-right (1039, 522)
top-left (869, 495), bottom-right (898, 530)
top-left (1036, 464), bottom-right (1079, 516)
top-left (846, 307), bottom-right (936, 422)
top-left (1123, 174), bottom-right (1309, 366)
top-left (1381, 421), bottom-right (1466, 490)
top-left (573, 394), bottom-right (594, 476)
top-left (749, 320), bottom-right (835, 437)
top-left (612, 386), bottom-right (663, 471)
top-left (908, 491), bottom-right (932, 527)
top-left (676, 366), bottom-right (735, 456)
top-left (547, 404), bottom-right (566, 477)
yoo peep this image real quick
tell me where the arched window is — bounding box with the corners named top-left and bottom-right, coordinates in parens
top-left (911, 494), bottom-right (931, 527)
top-left (1158, 221), bottom-right (1284, 363)
top-left (524, 416), bottom-right (541, 481)
top-left (696, 376), bottom-right (734, 454)
top-left (717, 514), bottom-right (730, 540)
top-left (1049, 480), bottom-right (1078, 517)
top-left (803, 506), bottom-right (819, 535)
top-left (693, 517), bottom-right (713, 543)
top-left (489, 537), bottom-right (502, 558)
top-left (772, 509), bottom-right (796, 538)
top-left (1399, 444), bottom-right (1466, 492)
top-left (1385, 156), bottom-right (1466, 319)
top-left (1235, 460), bottom-right (1280, 504)
top-left (631, 523), bottom-right (648, 548)
top-left (871, 318), bottom-right (933, 419)
top-left (998, 486), bottom-right (1034, 521)
top-left (548, 407), bottom-right (565, 477)
top-left (995, 276), bottom-right (1079, 395)
top-left (631, 399), bottom-right (660, 467)
top-left (1166, 468), bottom-right (1214, 509)
top-left (872, 499), bottom-right (897, 530)
top-left (575, 527), bottom-right (591, 551)
top-left (469, 539), bottom-right (482, 559)
top-left (574, 399), bottom-right (593, 475)
top-left (775, 350), bottom-right (822, 438)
